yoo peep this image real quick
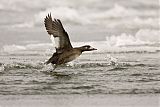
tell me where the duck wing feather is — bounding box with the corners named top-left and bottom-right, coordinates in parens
top-left (44, 13), bottom-right (73, 53)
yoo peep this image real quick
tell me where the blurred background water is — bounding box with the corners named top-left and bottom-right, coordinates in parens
top-left (0, 0), bottom-right (159, 46)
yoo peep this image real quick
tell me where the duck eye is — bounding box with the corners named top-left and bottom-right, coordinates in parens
top-left (85, 46), bottom-right (88, 49)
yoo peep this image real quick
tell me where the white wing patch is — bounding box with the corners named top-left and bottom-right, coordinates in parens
top-left (50, 35), bottom-right (60, 49)
top-left (50, 35), bottom-right (55, 44)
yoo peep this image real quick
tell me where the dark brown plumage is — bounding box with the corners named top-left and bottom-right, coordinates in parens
top-left (44, 13), bottom-right (97, 70)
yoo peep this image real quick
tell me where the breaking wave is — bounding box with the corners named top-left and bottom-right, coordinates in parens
top-left (105, 29), bottom-right (160, 46)
top-left (0, 0), bottom-right (158, 29)
top-left (1, 29), bottom-right (159, 54)
top-left (33, 3), bottom-right (158, 29)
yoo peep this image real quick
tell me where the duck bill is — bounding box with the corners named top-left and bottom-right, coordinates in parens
top-left (89, 47), bottom-right (97, 51)
top-left (92, 48), bottom-right (97, 50)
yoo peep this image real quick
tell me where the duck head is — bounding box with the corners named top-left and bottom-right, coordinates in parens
top-left (80, 45), bottom-right (97, 52)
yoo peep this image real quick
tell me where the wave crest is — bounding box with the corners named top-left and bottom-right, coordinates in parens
top-left (31, 3), bottom-right (158, 29)
top-left (106, 29), bottom-right (160, 47)
top-left (1, 29), bottom-right (159, 54)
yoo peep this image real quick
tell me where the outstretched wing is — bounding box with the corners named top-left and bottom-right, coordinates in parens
top-left (44, 13), bottom-right (73, 53)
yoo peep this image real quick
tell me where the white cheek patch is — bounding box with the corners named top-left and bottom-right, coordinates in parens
top-left (50, 35), bottom-right (60, 49)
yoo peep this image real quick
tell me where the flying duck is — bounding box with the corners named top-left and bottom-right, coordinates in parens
top-left (44, 13), bottom-right (97, 70)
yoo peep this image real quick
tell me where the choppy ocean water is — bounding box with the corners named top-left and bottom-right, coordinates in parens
top-left (0, 41), bottom-right (159, 95)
